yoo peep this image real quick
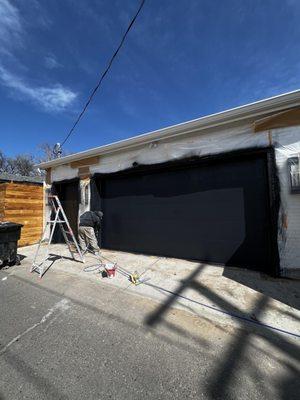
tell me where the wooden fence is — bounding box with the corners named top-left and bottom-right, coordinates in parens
top-left (0, 182), bottom-right (44, 246)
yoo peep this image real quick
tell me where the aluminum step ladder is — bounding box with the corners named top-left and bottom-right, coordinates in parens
top-left (31, 195), bottom-right (84, 278)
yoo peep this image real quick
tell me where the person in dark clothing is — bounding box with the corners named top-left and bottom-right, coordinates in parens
top-left (78, 211), bottom-right (103, 254)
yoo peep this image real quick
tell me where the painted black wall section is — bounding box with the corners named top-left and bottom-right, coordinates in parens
top-left (266, 149), bottom-right (280, 276)
top-left (51, 178), bottom-right (79, 243)
top-left (91, 148), bottom-right (279, 275)
top-left (90, 178), bottom-right (101, 212)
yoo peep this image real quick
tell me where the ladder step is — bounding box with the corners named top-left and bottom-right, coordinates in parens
top-left (31, 194), bottom-right (85, 278)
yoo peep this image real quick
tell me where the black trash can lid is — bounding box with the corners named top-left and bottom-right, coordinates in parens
top-left (0, 222), bottom-right (23, 231)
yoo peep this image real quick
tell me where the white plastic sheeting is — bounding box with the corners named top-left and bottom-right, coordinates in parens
top-left (50, 164), bottom-right (78, 183)
top-left (88, 122), bottom-right (269, 175)
top-left (51, 122), bottom-right (268, 180)
top-left (272, 127), bottom-right (300, 276)
top-left (78, 178), bottom-right (90, 217)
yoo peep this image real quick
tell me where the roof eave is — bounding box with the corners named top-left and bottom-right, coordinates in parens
top-left (36, 89), bottom-right (300, 169)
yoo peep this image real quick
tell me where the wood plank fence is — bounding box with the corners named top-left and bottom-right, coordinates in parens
top-left (0, 182), bottom-right (44, 246)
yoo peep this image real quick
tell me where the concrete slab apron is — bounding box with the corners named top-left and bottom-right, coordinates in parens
top-left (13, 244), bottom-right (300, 339)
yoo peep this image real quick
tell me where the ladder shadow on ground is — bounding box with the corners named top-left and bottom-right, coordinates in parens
top-left (144, 264), bottom-right (300, 400)
top-left (31, 254), bottom-right (80, 277)
top-left (39, 253), bottom-right (81, 276)
top-left (48, 253), bottom-right (78, 262)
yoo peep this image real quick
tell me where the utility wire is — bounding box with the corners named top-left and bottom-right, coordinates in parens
top-left (61, 0), bottom-right (146, 147)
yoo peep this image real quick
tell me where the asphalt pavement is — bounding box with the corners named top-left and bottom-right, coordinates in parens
top-left (0, 267), bottom-right (299, 400)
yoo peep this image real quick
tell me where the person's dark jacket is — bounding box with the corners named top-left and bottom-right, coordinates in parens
top-left (79, 211), bottom-right (103, 230)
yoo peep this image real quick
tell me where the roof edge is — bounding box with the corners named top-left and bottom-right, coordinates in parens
top-left (0, 173), bottom-right (44, 184)
top-left (37, 89), bottom-right (300, 169)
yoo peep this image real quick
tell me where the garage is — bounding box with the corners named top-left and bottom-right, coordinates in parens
top-left (91, 148), bottom-right (279, 274)
top-left (39, 92), bottom-right (300, 279)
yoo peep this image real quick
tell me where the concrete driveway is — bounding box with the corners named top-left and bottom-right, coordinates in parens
top-left (0, 244), bottom-right (299, 399)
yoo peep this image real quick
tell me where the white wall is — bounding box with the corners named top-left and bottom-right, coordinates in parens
top-left (273, 127), bottom-right (300, 277)
top-left (50, 122), bottom-right (300, 276)
top-left (78, 178), bottom-right (90, 217)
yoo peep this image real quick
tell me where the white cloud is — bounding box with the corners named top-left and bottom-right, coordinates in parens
top-left (0, 0), bottom-right (23, 55)
top-left (0, 1), bottom-right (76, 113)
top-left (44, 55), bottom-right (61, 69)
top-left (0, 66), bottom-right (77, 112)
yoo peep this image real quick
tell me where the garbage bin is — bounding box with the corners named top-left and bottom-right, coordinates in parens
top-left (0, 222), bottom-right (23, 267)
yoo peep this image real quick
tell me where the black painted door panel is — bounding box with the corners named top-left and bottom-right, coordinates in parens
top-left (96, 153), bottom-right (273, 271)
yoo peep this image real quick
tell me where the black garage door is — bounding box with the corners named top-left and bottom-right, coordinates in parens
top-left (92, 149), bottom-right (279, 274)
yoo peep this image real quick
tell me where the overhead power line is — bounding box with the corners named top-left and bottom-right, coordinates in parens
top-left (60, 0), bottom-right (146, 147)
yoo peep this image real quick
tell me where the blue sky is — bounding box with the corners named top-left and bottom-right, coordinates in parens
top-left (1, 0), bottom-right (300, 157)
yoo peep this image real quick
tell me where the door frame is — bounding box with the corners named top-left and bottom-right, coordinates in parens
top-left (51, 178), bottom-right (80, 242)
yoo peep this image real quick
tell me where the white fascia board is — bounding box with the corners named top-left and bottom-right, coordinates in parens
top-left (36, 89), bottom-right (300, 169)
